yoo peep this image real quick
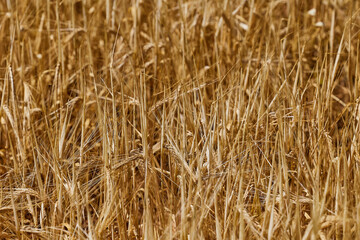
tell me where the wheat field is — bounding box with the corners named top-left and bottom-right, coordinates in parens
top-left (0, 0), bottom-right (360, 239)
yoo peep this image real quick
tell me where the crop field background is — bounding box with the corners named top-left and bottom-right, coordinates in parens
top-left (0, 0), bottom-right (360, 239)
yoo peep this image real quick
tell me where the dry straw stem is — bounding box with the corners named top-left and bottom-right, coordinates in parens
top-left (1, 0), bottom-right (360, 239)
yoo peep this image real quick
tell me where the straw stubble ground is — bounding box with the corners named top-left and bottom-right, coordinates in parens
top-left (0, 0), bottom-right (359, 239)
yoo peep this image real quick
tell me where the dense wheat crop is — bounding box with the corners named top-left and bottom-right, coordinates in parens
top-left (0, 0), bottom-right (360, 239)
